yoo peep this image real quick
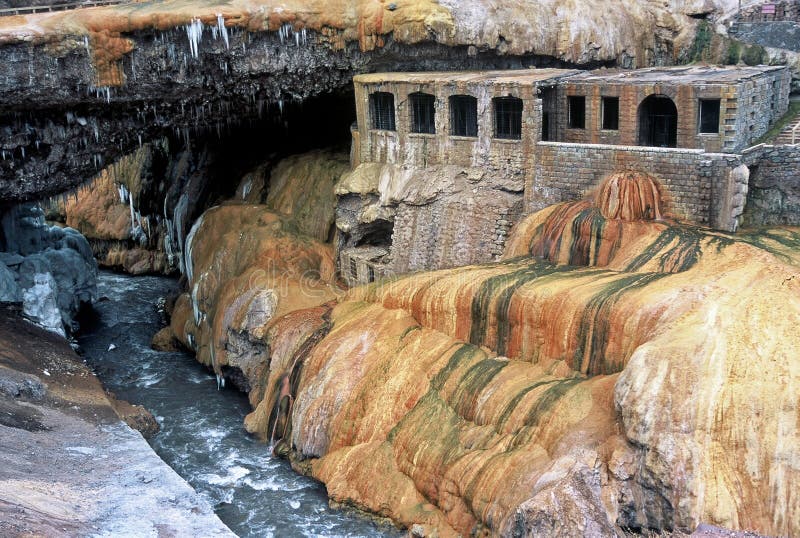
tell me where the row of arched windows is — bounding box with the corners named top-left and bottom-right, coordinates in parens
top-left (369, 91), bottom-right (524, 140)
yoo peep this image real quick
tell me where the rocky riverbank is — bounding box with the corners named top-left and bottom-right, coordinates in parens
top-left (159, 171), bottom-right (800, 536)
top-left (0, 303), bottom-right (233, 537)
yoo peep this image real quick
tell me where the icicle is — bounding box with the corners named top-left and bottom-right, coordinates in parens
top-left (191, 281), bottom-right (202, 325)
top-left (1, 150), bottom-right (5, 161)
top-left (129, 191), bottom-right (136, 236)
top-left (83, 35), bottom-right (90, 51)
top-left (138, 134), bottom-right (142, 148)
top-left (217, 14), bottom-right (229, 49)
top-left (35, 140), bottom-right (40, 150)
top-left (20, 147), bottom-right (25, 159)
top-left (185, 18), bottom-right (203, 59)
top-left (216, 374), bottom-right (225, 390)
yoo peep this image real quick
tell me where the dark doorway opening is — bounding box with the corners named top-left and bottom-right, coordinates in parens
top-left (638, 95), bottom-right (678, 148)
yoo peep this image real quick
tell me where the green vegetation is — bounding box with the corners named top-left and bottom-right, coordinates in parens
top-left (742, 44), bottom-right (768, 66)
top-left (753, 100), bottom-right (800, 145)
top-left (686, 20), bottom-right (713, 62)
top-left (725, 41), bottom-right (742, 65)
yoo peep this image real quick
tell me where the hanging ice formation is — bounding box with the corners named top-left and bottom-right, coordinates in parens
top-left (217, 14), bottom-right (230, 49)
top-left (186, 18), bottom-right (203, 59)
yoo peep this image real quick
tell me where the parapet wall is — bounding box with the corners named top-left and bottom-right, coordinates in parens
top-left (741, 144), bottom-right (800, 225)
top-left (531, 142), bottom-right (747, 230)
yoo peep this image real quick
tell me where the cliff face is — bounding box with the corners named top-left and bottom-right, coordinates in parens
top-left (239, 173), bottom-right (800, 536)
top-left (0, 0), bottom-right (725, 202)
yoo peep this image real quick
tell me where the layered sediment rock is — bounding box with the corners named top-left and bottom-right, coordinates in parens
top-left (0, 0), bottom-right (727, 202)
top-left (241, 172), bottom-right (800, 536)
top-left (170, 204), bottom-right (339, 389)
top-left (50, 145), bottom-right (171, 275)
top-left (0, 203), bottom-right (96, 335)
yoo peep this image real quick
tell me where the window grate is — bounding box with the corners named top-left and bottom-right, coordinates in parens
top-left (601, 97), bottom-right (619, 130)
top-left (450, 95), bottom-right (478, 137)
top-left (409, 92), bottom-right (436, 134)
top-left (698, 99), bottom-right (720, 134)
top-left (493, 96), bottom-right (523, 139)
top-left (568, 96), bottom-right (586, 129)
top-left (370, 92), bottom-right (396, 131)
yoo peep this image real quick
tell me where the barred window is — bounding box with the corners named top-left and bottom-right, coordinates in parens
top-left (698, 99), bottom-right (720, 134)
top-left (450, 95), bottom-right (478, 137)
top-left (601, 97), bottom-right (619, 130)
top-left (409, 92), bottom-right (436, 134)
top-left (493, 96), bottom-right (523, 139)
top-left (370, 92), bottom-right (396, 131)
top-left (568, 96), bottom-right (585, 129)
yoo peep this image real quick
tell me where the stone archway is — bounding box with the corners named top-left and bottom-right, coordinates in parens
top-left (638, 95), bottom-right (678, 148)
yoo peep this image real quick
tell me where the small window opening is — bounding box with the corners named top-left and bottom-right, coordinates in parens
top-left (409, 92), bottom-right (436, 134)
top-left (450, 95), bottom-right (478, 137)
top-left (601, 97), bottom-right (619, 130)
top-left (568, 96), bottom-right (585, 129)
top-left (541, 112), bottom-right (550, 141)
top-left (349, 258), bottom-right (358, 281)
top-left (698, 99), bottom-right (721, 134)
top-left (370, 92), bottom-right (396, 131)
top-left (493, 96), bottom-right (523, 139)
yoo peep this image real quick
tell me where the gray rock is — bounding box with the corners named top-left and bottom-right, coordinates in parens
top-left (0, 261), bottom-right (19, 302)
top-left (0, 366), bottom-right (46, 400)
top-left (1, 203), bottom-right (97, 335)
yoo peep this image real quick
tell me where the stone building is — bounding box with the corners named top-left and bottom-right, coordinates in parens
top-left (337, 65), bottom-right (794, 285)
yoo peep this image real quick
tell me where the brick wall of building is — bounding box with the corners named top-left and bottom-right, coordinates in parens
top-left (389, 192), bottom-right (522, 274)
top-left (353, 78), bottom-right (545, 193)
top-left (531, 142), bottom-right (746, 230)
top-left (553, 69), bottom-right (789, 153)
top-left (733, 70), bottom-right (791, 149)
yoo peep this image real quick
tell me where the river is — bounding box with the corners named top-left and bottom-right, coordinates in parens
top-left (78, 271), bottom-right (399, 537)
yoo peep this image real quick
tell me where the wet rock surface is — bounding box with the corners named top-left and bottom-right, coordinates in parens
top-left (0, 0), bottom-right (726, 202)
top-left (0, 303), bottom-right (233, 537)
top-left (236, 174), bottom-right (800, 537)
top-left (1, 203), bottom-right (97, 335)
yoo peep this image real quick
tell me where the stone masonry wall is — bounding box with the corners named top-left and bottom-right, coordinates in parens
top-left (531, 142), bottom-right (746, 230)
top-left (554, 69), bottom-right (789, 153)
top-left (555, 82), bottom-right (735, 152)
top-left (741, 144), bottom-right (800, 226)
top-left (733, 70), bottom-right (791, 149)
top-left (353, 78), bottom-right (545, 194)
top-left (389, 192), bottom-right (522, 274)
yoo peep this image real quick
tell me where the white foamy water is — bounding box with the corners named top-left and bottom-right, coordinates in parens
top-left (79, 271), bottom-right (400, 538)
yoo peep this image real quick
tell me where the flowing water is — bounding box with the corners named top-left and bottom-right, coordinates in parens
top-left (78, 271), bottom-right (399, 538)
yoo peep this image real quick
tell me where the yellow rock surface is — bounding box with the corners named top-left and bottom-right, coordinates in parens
top-left (249, 173), bottom-right (800, 536)
top-left (170, 204), bottom-right (339, 381)
top-left (263, 149), bottom-right (349, 242)
top-left (0, 0), bottom-right (714, 68)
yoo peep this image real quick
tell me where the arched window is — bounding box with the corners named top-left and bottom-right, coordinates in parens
top-left (638, 95), bottom-right (678, 147)
top-left (449, 95), bottom-right (478, 137)
top-left (493, 96), bottom-right (523, 139)
top-left (370, 92), bottom-right (396, 131)
top-left (409, 92), bottom-right (436, 134)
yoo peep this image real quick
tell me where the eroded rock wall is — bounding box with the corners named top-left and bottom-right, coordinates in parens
top-left (0, 0), bottom-right (734, 203)
top-left (240, 174), bottom-right (800, 536)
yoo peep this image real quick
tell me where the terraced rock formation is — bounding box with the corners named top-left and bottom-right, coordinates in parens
top-left (232, 172), bottom-right (800, 536)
